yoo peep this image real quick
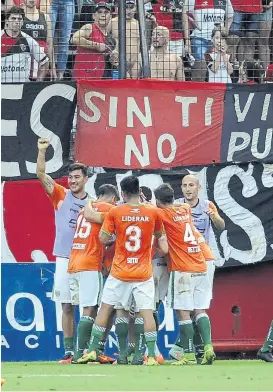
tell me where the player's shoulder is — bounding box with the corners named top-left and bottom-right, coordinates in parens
top-left (142, 203), bottom-right (160, 215)
top-left (173, 203), bottom-right (190, 213)
top-left (142, 202), bottom-right (156, 210)
top-left (95, 201), bottom-right (114, 212)
top-left (54, 182), bottom-right (69, 195)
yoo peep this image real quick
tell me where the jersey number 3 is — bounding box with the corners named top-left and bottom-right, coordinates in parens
top-left (74, 215), bottom-right (91, 239)
top-left (125, 225), bottom-right (141, 252)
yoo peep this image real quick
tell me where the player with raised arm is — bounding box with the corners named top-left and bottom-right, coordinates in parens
top-left (78, 175), bottom-right (168, 366)
top-left (154, 183), bottom-right (216, 365)
top-left (36, 138), bottom-right (91, 364)
top-left (68, 184), bottom-right (119, 363)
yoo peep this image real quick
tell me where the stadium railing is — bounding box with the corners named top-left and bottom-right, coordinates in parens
top-left (1, 0), bottom-right (273, 83)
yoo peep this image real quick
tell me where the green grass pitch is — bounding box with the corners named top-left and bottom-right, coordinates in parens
top-left (2, 360), bottom-right (273, 391)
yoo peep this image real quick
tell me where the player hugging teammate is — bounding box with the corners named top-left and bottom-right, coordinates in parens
top-left (58, 171), bottom-right (224, 366)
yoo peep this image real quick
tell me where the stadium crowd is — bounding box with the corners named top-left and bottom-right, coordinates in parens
top-left (1, 0), bottom-right (273, 83)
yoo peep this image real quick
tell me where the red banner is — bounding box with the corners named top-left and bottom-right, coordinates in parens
top-left (75, 80), bottom-right (226, 169)
top-left (2, 179), bottom-right (68, 263)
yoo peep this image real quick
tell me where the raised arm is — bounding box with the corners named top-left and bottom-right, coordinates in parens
top-left (84, 201), bottom-right (105, 224)
top-left (36, 138), bottom-right (55, 195)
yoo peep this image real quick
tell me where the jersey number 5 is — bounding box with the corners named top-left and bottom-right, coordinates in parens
top-left (125, 225), bottom-right (141, 252)
top-left (74, 215), bottom-right (91, 239)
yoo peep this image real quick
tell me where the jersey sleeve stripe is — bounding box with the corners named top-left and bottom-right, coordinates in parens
top-left (101, 229), bottom-right (112, 237)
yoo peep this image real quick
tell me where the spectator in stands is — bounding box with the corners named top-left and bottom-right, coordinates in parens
top-left (152, 0), bottom-right (190, 59)
top-left (78, 0), bottom-right (114, 25)
top-left (22, 0), bottom-right (56, 80)
top-left (149, 25), bottom-right (185, 80)
top-left (239, 58), bottom-right (264, 83)
top-left (184, 0), bottom-right (234, 82)
top-left (110, 0), bottom-right (141, 78)
top-left (205, 26), bottom-right (233, 83)
top-left (255, 1), bottom-right (273, 70)
top-left (1, 5), bottom-right (49, 82)
top-left (5, 0), bottom-right (52, 14)
top-left (72, 2), bottom-right (115, 80)
top-left (228, 0), bottom-right (263, 64)
top-left (50, 0), bottom-right (75, 80)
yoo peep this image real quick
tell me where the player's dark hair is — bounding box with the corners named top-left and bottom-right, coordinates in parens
top-left (140, 186), bottom-right (152, 202)
top-left (68, 162), bottom-right (88, 177)
top-left (120, 175), bottom-right (140, 197)
top-left (6, 6), bottom-right (24, 20)
top-left (98, 184), bottom-right (119, 200)
top-left (154, 183), bottom-right (174, 204)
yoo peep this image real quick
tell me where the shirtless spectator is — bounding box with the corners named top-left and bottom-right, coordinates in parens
top-left (149, 26), bottom-right (185, 80)
top-left (110, 0), bottom-right (141, 78)
top-left (184, 0), bottom-right (234, 81)
top-left (152, 0), bottom-right (190, 58)
top-left (22, 0), bottom-right (56, 80)
top-left (72, 2), bottom-right (115, 80)
top-left (228, 0), bottom-right (263, 63)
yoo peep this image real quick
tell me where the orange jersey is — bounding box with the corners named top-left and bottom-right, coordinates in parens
top-left (48, 183), bottom-right (67, 210)
top-left (68, 201), bottom-right (113, 273)
top-left (101, 203), bottom-right (164, 282)
top-left (157, 205), bottom-right (206, 273)
top-left (195, 230), bottom-right (215, 261)
top-left (104, 242), bottom-right (115, 271)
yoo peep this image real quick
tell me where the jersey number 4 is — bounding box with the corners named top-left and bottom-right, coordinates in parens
top-left (74, 215), bottom-right (91, 239)
top-left (125, 225), bottom-right (141, 252)
top-left (184, 222), bottom-right (198, 245)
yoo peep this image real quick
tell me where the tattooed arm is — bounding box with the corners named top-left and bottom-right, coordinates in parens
top-left (36, 138), bottom-right (55, 196)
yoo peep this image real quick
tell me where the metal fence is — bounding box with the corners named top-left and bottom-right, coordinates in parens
top-left (1, 0), bottom-right (273, 83)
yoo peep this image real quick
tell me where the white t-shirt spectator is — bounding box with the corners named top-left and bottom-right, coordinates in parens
top-left (206, 50), bottom-right (231, 83)
top-left (186, 0), bottom-right (234, 40)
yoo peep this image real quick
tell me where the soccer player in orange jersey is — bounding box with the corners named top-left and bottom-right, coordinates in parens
top-left (171, 174), bottom-right (224, 362)
top-left (154, 183), bottom-right (216, 365)
top-left (78, 175), bottom-right (168, 366)
top-left (68, 184), bottom-right (119, 362)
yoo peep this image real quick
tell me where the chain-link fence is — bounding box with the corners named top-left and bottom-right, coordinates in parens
top-left (1, 0), bottom-right (273, 83)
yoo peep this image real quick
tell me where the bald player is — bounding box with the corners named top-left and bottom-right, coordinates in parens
top-left (170, 174), bottom-right (225, 361)
top-left (149, 26), bottom-right (185, 81)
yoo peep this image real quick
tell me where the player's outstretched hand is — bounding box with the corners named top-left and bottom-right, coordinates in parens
top-left (38, 138), bottom-right (50, 151)
top-left (206, 208), bottom-right (216, 219)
